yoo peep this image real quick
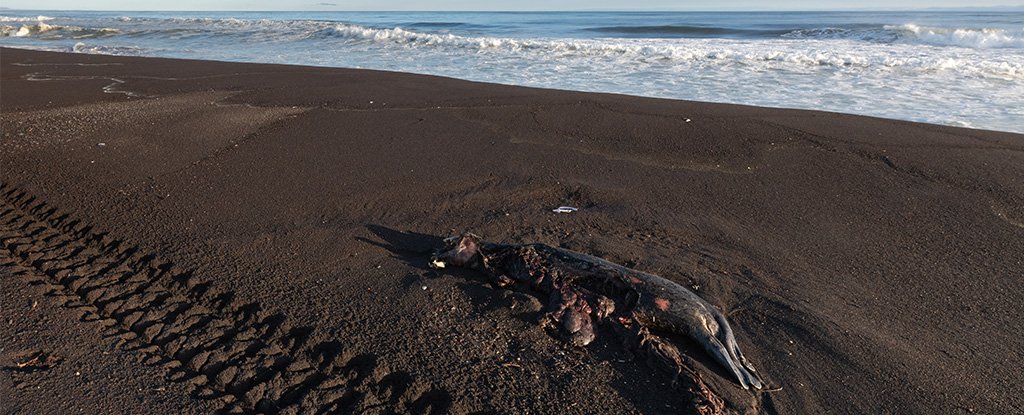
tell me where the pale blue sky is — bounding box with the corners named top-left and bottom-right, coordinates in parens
top-left (4, 1), bottom-right (1023, 11)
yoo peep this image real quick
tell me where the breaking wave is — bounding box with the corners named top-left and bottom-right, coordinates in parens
top-left (888, 24), bottom-right (1024, 49)
top-left (1, 22), bottom-right (121, 39)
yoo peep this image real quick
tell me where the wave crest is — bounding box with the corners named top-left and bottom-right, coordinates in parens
top-left (888, 24), bottom-right (1024, 49)
top-left (1, 22), bottom-right (121, 39)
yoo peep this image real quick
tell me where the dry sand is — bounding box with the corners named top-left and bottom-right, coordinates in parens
top-left (1, 47), bottom-right (1022, 414)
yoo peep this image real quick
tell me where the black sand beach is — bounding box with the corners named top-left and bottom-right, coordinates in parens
top-left (1, 47), bottom-right (1022, 414)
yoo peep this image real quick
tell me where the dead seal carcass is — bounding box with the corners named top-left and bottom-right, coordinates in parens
top-left (431, 233), bottom-right (763, 391)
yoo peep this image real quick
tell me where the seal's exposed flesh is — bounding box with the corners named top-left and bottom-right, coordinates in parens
top-left (432, 234), bottom-right (764, 407)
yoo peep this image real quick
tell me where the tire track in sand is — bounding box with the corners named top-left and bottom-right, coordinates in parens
top-left (0, 182), bottom-right (451, 414)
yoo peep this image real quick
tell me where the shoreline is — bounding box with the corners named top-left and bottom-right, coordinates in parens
top-left (1, 39), bottom-right (1020, 134)
top-left (0, 45), bottom-right (1015, 135)
top-left (2, 47), bottom-right (1022, 414)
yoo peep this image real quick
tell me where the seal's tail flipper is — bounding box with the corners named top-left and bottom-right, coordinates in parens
top-left (708, 313), bottom-right (765, 387)
top-left (736, 360), bottom-right (763, 390)
top-left (731, 342), bottom-right (763, 390)
top-left (703, 333), bottom-right (757, 389)
top-left (716, 314), bottom-right (764, 390)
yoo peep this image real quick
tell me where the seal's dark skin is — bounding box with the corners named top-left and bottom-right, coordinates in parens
top-left (431, 234), bottom-right (763, 393)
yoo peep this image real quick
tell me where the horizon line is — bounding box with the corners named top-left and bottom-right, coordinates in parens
top-left (3, 5), bottom-right (1024, 12)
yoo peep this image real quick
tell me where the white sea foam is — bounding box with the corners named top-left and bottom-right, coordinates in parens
top-left (0, 15), bottom-right (54, 22)
top-left (71, 42), bottom-right (144, 55)
top-left (309, 23), bottom-right (1024, 80)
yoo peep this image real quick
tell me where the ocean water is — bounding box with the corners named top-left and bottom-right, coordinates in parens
top-left (2, 10), bottom-right (1022, 133)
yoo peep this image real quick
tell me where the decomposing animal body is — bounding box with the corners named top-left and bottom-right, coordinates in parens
top-left (431, 234), bottom-right (764, 394)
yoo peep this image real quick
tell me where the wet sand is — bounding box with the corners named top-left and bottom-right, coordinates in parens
top-left (1, 47), bottom-right (1022, 414)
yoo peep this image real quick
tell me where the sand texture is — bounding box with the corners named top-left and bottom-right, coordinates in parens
top-left (1, 47), bottom-right (1023, 414)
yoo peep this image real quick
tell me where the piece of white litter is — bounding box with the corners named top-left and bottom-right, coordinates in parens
top-left (422, 286), bottom-right (428, 290)
top-left (97, 142), bottom-right (106, 146)
top-left (552, 206), bottom-right (578, 214)
top-left (685, 118), bottom-right (692, 123)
